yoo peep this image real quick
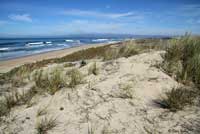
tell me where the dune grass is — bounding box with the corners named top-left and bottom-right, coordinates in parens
top-left (162, 34), bottom-right (200, 87)
top-left (36, 116), bottom-right (58, 134)
top-left (33, 68), bottom-right (65, 95)
top-left (0, 87), bottom-right (37, 117)
top-left (159, 87), bottom-right (196, 112)
top-left (67, 68), bottom-right (84, 88)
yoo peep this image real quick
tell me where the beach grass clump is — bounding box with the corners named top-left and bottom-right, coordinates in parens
top-left (160, 87), bottom-right (196, 112)
top-left (162, 34), bottom-right (200, 85)
top-left (67, 68), bottom-right (84, 88)
top-left (88, 62), bottom-right (99, 75)
top-left (103, 42), bottom-right (139, 60)
top-left (118, 43), bottom-right (139, 58)
top-left (33, 68), bottom-right (65, 95)
top-left (36, 116), bottom-right (58, 134)
top-left (1, 88), bottom-right (37, 112)
top-left (103, 47), bottom-right (119, 61)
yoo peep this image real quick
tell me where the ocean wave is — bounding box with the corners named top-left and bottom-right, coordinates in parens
top-left (92, 39), bottom-right (109, 42)
top-left (26, 42), bottom-right (44, 46)
top-left (45, 41), bottom-right (52, 44)
top-left (0, 47), bottom-right (10, 51)
top-left (65, 39), bottom-right (81, 44)
top-left (25, 41), bottom-right (54, 48)
top-left (65, 39), bottom-right (74, 42)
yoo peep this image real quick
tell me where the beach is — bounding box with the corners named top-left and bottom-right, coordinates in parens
top-left (0, 42), bottom-right (110, 73)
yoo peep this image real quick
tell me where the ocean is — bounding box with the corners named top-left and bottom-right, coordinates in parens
top-left (0, 35), bottom-right (168, 61)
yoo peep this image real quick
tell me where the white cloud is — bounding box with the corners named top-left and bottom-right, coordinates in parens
top-left (8, 14), bottom-right (32, 22)
top-left (61, 9), bottom-right (139, 19)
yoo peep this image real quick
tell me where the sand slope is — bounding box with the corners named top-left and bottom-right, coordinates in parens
top-left (1, 51), bottom-right (200, 134)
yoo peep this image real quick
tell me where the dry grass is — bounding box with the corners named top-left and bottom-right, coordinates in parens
top-left (157, 87), bottom-right (196, 112)
top-left (0, 88), bottom-right (37, 117)
top-left (33, 68), bottom-right (65, 95)
top-left (67, 68), bottom-right (84, 88)
top-left (36, 116), bottom-right (58, 134)
top-left (162, 34), bottom-right (200, 86)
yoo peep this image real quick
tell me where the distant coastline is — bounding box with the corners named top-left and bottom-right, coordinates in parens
top-left (0, 42), bottom-right (113, 73)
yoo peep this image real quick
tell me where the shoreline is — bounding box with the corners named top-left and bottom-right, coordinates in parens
top-left (0, 42), bottom-right (113, 73)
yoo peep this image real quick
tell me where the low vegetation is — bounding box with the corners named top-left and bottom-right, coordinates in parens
top-left (103, 42), bottom-right (139, 60)
top-left (36, 116), bottom-right (58, 134)
top-left (158, 87), bottom-right (196, 112)
top-left (33, 68), bottom-right (65, 95)
top-left (0, 88), bottom-right (37, 117)
top-left (67, 68), bottom-right (84, 88)
top-left (162, 34), bottom-right (200, 85)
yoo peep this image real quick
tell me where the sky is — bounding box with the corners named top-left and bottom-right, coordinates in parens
top-left (0, 0), bottom-right (200, 37)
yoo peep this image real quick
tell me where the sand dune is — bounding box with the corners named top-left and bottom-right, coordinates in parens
top-left (1, 49), bottom-right (199, 134)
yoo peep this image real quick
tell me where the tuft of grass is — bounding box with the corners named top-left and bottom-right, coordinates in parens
top-left (103, 43), bottom-right (139, 61)
top-left (67, 68), bottom-right (84, 88)
top-left (88, 62), bottom-right (99, 75)
top-left (0, 87), bottom-right (37, 117)
top-left (162, 34), bottom-right (200, 86)
top-left (36, 116), bottom-right (58, 134)
top-left (4, 88), bottom-right (37, 109)
top-left (118, 42), bottom-right (139, 58)
top-left (33, 68), bottom-right (65, 95)
top-left (103, 47), bottom-right (119, 61)
top-left (158, 87), bottom-right (196, 112)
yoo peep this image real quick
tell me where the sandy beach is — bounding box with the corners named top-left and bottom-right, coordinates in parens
top-left (0, 43), bottom-right (111, 73)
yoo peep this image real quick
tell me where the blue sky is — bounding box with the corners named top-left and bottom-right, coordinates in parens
top-left (0, 0), bottom-right (200, 37)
